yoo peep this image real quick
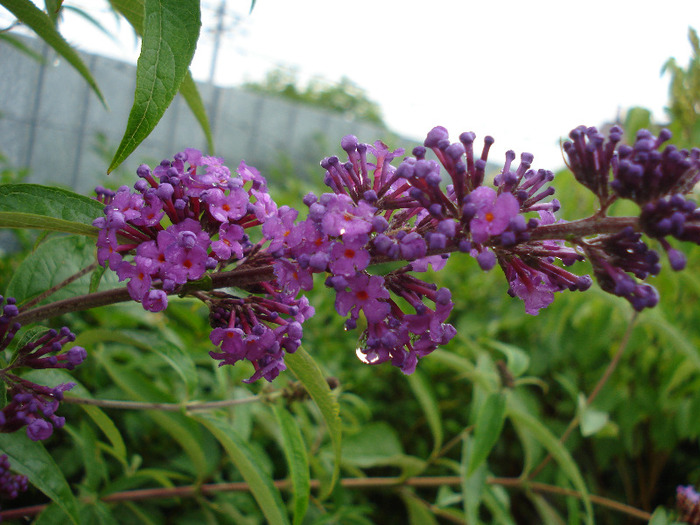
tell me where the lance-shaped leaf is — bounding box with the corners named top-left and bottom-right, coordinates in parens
top-left (0, 433), bottom-right (80, 524)
top-left (110, 0), bottom-right (213, 153)
top-left (0, 0), bottom-right (105, 107)
top-left (108, 0), bottom-right (201, 172)
top-left (0, 184), bottom-right (102, 235)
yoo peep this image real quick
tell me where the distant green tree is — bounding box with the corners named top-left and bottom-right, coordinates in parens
top-left (244, 69), bottom-right (387, 127)
top-left (663, 27), bottom-right (700, 145)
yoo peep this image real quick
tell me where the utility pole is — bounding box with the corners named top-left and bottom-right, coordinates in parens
top-left (208, 0), bottom-right (226, 86)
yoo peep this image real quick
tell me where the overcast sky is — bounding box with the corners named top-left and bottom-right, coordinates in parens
top-left (6, 0), bottom-right (699, 169)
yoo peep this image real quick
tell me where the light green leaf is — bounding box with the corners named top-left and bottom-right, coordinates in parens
top-left (273, 403), bottom-right (310, 525)
top-left (483, 339), bottom-right (530, 377)
top-left (406, 369), bottom-right (443, 457)
top-left (577, 393), bottom-right (609, 437)
top-left (507, 403), bottom-right (593, 524)
top-left (648, 506), bottom-right (669, 525)
top-left (195, 414), bottom-right (290, 525)
top-left (342, 421), bottom-right (403, 468)
top-left (0, 433), bottom-right (80, 524)
top-left (461, 435), bottom-right (487, 524)
top-left (0, 32), bottom-right (47, 62)
top-left (468, 392), bottom-right (507, 475)
top-left (108, 0), bottom-right (201, 172)
top-left (0, 0), bottom-right (106, 107)
top-left (285, 346), bottom-right (341, 498)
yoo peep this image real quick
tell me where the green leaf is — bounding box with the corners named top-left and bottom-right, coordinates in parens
top-left (0, 184), bottom-right (103, 232)
top-left (195, 414), bottom-right (290, 525)
top-left (285, 346), bottom-right (341, 498)
top-left (577, 393), bottom-right (609, 437)
top-left (108, 0), bottom-right (201, 172)
top-left (80, 404), bottom-right (128, 466)
top-left (109, 0), bottom-right (145, 35)
top-left (401, 490), bottom-right (439, 525)
top-left (98, 353), bottom-right (212, 479)
top-left (460, 435), bottom-right (487, 524)
top-left (507, 403), bottom-right (594, 524)
top-left (342, 421), bottom-right (403, 468)
top-left (468, 392), bottom-right (507, 475)
top-left (406, 370), bottom-right (443, 457)
top-left (0, 0), bottom-right (106, 107)
top-left (6, 235), bottom-right (98, 305)
top-left (272, 403), bottom-right (310, 525)
top-left (0, 432), bottom-right (80, 524)
top-left (483, 339), bottom-right (530, 377)
top-left (179, 72), bottom-right (214, 153)
top-left (648, 506), bottom-right (669, 525)
top-left (0, 32), bottom-right (47, 63)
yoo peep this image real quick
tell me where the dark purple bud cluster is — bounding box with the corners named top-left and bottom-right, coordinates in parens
top-left (0, 454), bottom-right (28, 503)
top-left (610, 129), bottom-right (700, 204)
top-left (0, 296), bottom-right (84, 440)
top-left (581, 228), bottom-right (661, 311)
top-left (677, 485), bottom-right (700, 525)
top-left (563, 125), bottom-right (623, 205)
top-left (562, 125), bottom-right (700, 309)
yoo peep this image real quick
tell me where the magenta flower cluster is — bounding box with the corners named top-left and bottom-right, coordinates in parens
top-left (0, 296), bottom-right (86, 441)
top-left (94, 124), bottom-right (700, 380)
top-left (677, 485), bottom-right (700, 524)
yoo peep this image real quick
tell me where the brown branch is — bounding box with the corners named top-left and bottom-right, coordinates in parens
top-left (0, 475), bottom-right (652, 521)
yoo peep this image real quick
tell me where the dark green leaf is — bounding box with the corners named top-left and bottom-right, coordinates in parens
top-left (285, 346), bottom-right (341, 497)
top-left (179, 71), bottom-right (214, 153)
top-left (98, 353), bottom-right (212, 479)
top-left (0, 0), bottom-right (106, 107)
top-left (6, 235), bottom-right (97, 305)
top-left (468, 392), bottom-right (507, 475)
top-left (108, 0), bottom-right (145, 34)
top-left (0, 184), bottom-right (103, 227)
top-left (195, 414), bottom-right (290, 525)
top-left (0, 433), bottom-right (80, 524)
top-left (401, 490), bottom-right (439, 525)
top-left (507, 404), bottom-right (593, 523)
top-left (273, 403), bottom-right (310, 525)
top-left (108, 0), bottom-right (201, 172)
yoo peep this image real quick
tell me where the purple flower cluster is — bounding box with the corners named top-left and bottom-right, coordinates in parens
top-left (94, 151), bottom-right (313, 382)
top-left (678, 485), bottom-right (700, 524)
top-left (0, 454), bottom-right (28, 503)
top-left (93, 152), bottom-right (277, 312)
top-left (0, 296), bottom-right (85, 441)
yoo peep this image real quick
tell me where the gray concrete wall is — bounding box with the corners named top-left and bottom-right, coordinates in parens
top-left (0, 35), bottom-right (416, 193)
